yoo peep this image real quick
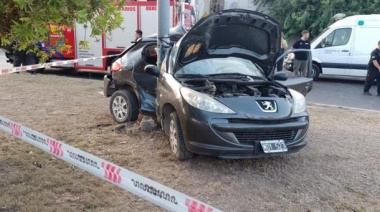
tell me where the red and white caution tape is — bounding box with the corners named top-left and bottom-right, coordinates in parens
top-left (0, 54), bottom-right (119, 76)
top-left (0, 116), bottom-right (222, 212)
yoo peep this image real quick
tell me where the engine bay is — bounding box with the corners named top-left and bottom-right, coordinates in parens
top-left (180, 78), bottom-right (290, 98)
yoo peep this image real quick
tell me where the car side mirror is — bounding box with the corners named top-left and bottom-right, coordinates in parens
top-left (273, 72), bottom-right (288, 81)
top-left (144, 65), bottom-right (160, 77)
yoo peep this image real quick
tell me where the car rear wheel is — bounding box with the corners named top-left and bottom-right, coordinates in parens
top-left (110, 90), bottom-right (139, 124)
top-left (168, 112), bottom-right (193, 161)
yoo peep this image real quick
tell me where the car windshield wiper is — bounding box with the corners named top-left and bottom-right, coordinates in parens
top-left (206, 73), bottom-right (265, 80)
top-left (174, 74), bottom-right (208, 78)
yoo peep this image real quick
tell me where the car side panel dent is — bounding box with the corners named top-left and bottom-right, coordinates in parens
top-left (138, 89), bottom-right (157, 117)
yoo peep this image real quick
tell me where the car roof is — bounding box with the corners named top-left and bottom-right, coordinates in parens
top-left (144, 23), bottom-right (188, 43)
top-left (332, 14), bottom-right (380, 27)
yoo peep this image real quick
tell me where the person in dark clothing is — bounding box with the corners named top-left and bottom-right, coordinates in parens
top-left (135, 30), bottom-right (143, 41)
top-left (363, 41), bottom-right (380, 96)
top-left (13, 43), bottom-right (38, 75)
top-left (292, 30), bottom-right (311, 77)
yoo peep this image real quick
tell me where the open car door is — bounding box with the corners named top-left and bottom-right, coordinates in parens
top-left (275, 49), bottom-right (313, 96)
top-left (278, 77), bottom-right (313, 96)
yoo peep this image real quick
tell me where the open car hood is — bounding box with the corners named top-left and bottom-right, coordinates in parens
top-left (174, 9), bottom-right (282, 76)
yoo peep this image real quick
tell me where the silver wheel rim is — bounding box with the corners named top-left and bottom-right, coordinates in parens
top-left (112, 96), bottom-right (128, 121)
top-left (169, 119), bottom-right (178, 154)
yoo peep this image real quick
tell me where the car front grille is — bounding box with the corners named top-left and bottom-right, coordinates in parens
top-left (228, 118), bottom-right (299, 125)
top-left (234, 130), bottom-right (297, 145)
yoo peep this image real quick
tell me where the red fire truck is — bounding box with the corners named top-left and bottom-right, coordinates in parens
top-left (37, 0), bottom-right (196, 73)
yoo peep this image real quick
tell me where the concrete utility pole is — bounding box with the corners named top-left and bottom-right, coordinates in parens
top-left (156, 0), bottom-right (171, 68)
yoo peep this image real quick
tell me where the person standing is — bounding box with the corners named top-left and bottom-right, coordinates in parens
top-left (292, 30), bottom-right (311, 77)
top-left (13, 42), bottom-right (38, 75)
top-left (134, 30), bottom-right (143, 42)
top-left (363, 41), bottom-right (380, 96)
top-left (277, 32), bottom-right (288, 72)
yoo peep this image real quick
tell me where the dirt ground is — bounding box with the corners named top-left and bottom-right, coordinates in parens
top-left (0, 72), bottom-right (379, 212)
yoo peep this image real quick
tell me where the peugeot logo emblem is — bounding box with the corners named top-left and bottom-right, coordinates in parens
top-left (256, 100), bottom-right (277, 113)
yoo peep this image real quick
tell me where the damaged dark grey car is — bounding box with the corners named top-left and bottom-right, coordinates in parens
top-left (105, 9), bottom-right (313, 160)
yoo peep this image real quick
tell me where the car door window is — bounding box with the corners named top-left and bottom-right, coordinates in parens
top-left (321, 28), bottom-right (352, 48)
top-left (323, 31), bottom-right (335, 47)
top-left (144, 44), bottom-right (157, 65)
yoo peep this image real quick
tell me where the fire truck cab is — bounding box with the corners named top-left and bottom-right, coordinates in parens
top-left (6, 0), bottom-right (196, 73)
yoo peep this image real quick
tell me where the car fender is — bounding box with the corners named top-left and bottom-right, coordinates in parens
top-left (158, 85), bottom-right (184, 117)
top-left (156, 78), bottom-right (185, 134)
top-left (312, 57), bottom-right (322, 64)
top-left (312, 57), bottom-right (323, 68)
top-left (158, 101), bottom-right (184, 135)
top-left (277, 77), bottom-right (313, 96)
top-left (113, 70), bottom-right (138, 91)
top-left (112, 74), bottom-right (140, 102)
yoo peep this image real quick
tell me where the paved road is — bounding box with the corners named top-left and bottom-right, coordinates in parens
top-left (306, 77), bottom-right (380, 111)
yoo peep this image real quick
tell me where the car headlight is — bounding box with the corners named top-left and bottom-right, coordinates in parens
top-left (289, 88), bottom-right (307, 114)
top-left (180, 87), bottom-right (235, 114)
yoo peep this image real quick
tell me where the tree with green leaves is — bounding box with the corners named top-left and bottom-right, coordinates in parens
top-left (0, 0), bottom-right (127, 62)
top-left (266, 0), bottom-right (380, 37)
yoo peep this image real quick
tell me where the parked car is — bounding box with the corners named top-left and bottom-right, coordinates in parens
top-left (283, 14), bottom-right (380, 80)
top-left (104, 9), bottom-right (313, 160)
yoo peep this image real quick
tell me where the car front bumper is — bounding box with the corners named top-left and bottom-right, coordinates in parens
top-left (180, 106), bottom-right (309, 159)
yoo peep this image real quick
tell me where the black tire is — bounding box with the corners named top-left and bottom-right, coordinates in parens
top-left (110, 90), bottom-right (139, 124)
top-left (168, 112), bottom-right (193, 161)
top-left (311, 63), bottom-right (321, 81)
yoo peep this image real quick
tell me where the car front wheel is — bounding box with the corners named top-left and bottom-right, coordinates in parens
top-left (168, 112), bottom-right (193, 161)
top-left (310, 63), bottom-right (321, 81)
top-left (110, 90), bottom-right (139, 124)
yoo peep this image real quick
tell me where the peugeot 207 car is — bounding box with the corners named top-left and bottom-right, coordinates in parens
top-left (143, 9), bottom-right (312, 160)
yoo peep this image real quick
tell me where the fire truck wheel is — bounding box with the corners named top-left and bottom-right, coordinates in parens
top-left (110, 90), bottom-right (139, 124)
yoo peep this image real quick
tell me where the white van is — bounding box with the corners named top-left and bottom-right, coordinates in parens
top-left (291, 14), bottom-right (380, 80)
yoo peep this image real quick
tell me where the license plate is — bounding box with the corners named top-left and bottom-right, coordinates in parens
top-left (260, 140), bottom-right (288, 153)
